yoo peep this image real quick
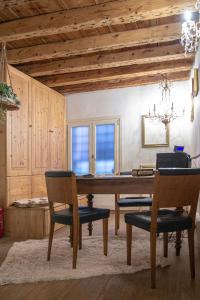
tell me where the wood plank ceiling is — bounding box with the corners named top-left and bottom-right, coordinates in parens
top-left (0, 0), bottom-right (197, 94)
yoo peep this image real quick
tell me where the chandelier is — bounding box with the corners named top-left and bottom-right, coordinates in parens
top-left (181, 0), bottom-right (200, 54)
top-left (147, 77), bottom-right (184, 127)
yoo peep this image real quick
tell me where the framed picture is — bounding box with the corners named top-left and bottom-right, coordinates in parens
top-left (141, 115), bottom-right (169, 148)
top-left (192, 68), bottom-right (199, 97)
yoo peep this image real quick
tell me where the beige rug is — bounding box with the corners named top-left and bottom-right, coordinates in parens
top-left (0, 234), bottom-right (169, 285)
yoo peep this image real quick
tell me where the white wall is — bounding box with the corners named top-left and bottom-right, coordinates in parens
top-left (66, 80), bottom-right (193, 208)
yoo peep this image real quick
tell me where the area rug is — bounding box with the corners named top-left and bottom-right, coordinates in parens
top-left (0, 234), bottom-right (169, 285)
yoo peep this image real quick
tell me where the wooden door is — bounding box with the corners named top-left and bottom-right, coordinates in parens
top-left (7, 67), bottom-right (31, 176)
top-left (48, 90), bottom-right (66, 170)
top-left (31, 80), bottom-right (49, 175)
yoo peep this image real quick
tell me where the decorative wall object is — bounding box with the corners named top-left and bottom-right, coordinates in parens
top-left (0, 42), bottom-right (20, 122)
top-left (192, 68), bottom-right (199, 97)
top-left (142, 115), bottom-right (169, 148)
top-left (191, 94), bottom-right (195, 122)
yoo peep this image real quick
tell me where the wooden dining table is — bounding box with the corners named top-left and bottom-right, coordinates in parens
top-left (77, 175), bottom-right (154, 235)
top-left (76, 174), bottom-right (182, 255)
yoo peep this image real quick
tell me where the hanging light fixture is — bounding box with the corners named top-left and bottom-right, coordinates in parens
top-left (0, 42), bottom-right (20, 122)
top-left (147, 76), bottom-right (185, 127)
top-left (181, 0), bottom-right (200, 54)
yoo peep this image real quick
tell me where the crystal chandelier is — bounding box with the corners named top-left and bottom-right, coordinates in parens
top-left (148, 77), bottom-right (184, 126)
top-left (181, 0), bottom-right (200, 54)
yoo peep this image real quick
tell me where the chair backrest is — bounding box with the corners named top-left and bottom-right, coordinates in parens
top-left (45, 171), bottom-right (78, 208)
top-left (152, 168), bottom-right (200, 226)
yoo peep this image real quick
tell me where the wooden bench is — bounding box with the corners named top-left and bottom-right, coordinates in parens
top-left (4, 195), bottom-right (87, 240)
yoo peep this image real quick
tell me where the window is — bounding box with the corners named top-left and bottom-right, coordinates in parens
top-left (72, 126), bottom-right (90, 174)
top-left (68, 118), bottom-right (120, 175)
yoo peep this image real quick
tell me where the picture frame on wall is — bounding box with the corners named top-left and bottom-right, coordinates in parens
top-left (192, 68), bottom-right (199, 97)
top-left (141, 115), bottom-right (169, 148)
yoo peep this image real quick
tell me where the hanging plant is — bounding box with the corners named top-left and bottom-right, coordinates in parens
top-left (0, 42), bottom-right (20, 123)
top-left (0, 81), bottom-right (20, 108)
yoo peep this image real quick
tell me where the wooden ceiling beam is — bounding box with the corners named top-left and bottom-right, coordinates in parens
top-left (0, 0), bottom-right (195, 42)
top-left (8, 23), bottom-right (182, 64)
top-left (55, 71), bottom-right (190, 94)
top-left (17, 43), bottom-right (192, 77)
top-left (0, 0), bottom-right (39, 9)
top-left (38, 59), bottom-right (192, 87)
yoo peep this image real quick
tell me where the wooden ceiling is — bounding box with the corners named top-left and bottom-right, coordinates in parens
top-left (0, 0), bottom-right (197, 94)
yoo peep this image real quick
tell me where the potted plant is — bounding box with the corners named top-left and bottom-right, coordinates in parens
top-left (0, 42), bottom-right (21, 122)
top-left (0, 81), bottom-right (20, 109)
top-left (0, 81), bottom-right (20, 122)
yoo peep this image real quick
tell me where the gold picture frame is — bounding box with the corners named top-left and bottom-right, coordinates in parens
top-left (141, 115), bottom-right (169, 148)
top-left (192, 68), bottom-right (199, 97)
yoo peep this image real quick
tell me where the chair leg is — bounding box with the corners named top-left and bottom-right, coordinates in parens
top-left (163, 232), bottom-right (168, 258)
top-left (188, 228), bottom-right (195, 279)
top-left (47, 220), bottom-right (55, 261)
top-left (115, 195), bottom-right (120, 235)
top-left (79, 224), bottom-right (82, 250)
top-left (150, 231), bottom-right (157, 289)
top-left (176, 231), bottom-right (182, 256)
top-left (70, 225), bottom-right (73, 248)
top-left (72, 221), bottom-right (79, 269)
top-left (126, 223), bottom-right (132, 265)
top-left (103, 218), bottom-right (108, 256)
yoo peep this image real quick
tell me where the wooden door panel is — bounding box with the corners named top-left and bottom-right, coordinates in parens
top-left (32, 80), bottom-right (49, 175)
top-left (49, 91), bottom-right (66, 170)
top-left (7, 67), bottom-right (31, 176)
top-left (31, 175), bottom-right (47, 198)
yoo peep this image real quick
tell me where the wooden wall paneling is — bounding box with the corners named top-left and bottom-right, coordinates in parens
top-left (6, 176), bottom-right (31, 207)
top-left (0, 124), bottom-right (7, 207)
top-left (31, 175), bottom-right (47, 198)
top-left (31, 79), bottom-right (49, 175)
top-left (6, 66), bottom-right (32, 177)
top-left (48, 90), bottom-right (66, 170)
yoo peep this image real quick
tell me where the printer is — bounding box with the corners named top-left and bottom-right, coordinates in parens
top-left (156, 146), bottom-right (191, 169)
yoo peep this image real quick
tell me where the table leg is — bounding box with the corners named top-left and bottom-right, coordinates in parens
top-left (87, 194), bottom-right (94, 236)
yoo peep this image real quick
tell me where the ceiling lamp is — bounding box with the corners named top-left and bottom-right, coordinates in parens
top-left (0, 42), bottom-right (20, 122)
top-left (147, 77), bottom-right (184, 127)
top-left (181, 0), bottom-right (200, 54)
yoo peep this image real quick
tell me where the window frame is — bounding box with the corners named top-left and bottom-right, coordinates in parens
top-left (67, 117), bottom-right (120, 175)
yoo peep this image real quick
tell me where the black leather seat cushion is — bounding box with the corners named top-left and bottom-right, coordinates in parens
top-left (117, 197), bottom-right (152, 207)
top-left (124, 209), bottom-right (193, 233)
top-left (52, 207), bottom-right (110, 225)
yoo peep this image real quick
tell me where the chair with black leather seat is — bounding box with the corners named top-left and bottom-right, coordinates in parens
top-left (45, 171), bottom-right (110, 269)
top-left (124, 168), bottom-right (200, 288)
top-left (115, 171), bottom-right (152, 235)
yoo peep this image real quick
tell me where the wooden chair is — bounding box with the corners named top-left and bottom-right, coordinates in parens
top-left (45, 171), bottom-right (110, 269)
top-left (124, 168), bottom-right (200, 288)
top-left (115, 171), bottom-right (152, 235)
